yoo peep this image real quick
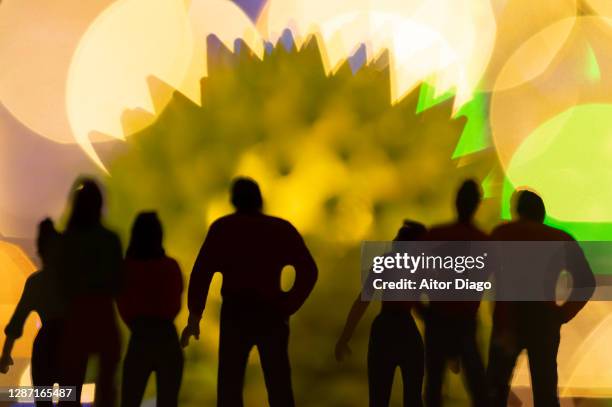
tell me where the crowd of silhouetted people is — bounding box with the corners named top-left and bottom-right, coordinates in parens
top-left (0, 176), bottom-right (595, 407)
top-left (335, 179), bottom-right (595, 407)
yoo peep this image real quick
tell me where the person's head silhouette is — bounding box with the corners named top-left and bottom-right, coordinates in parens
top-left (37, 218), bottom-right (60, 266)
top-left (456, 179), bottom-right (481, 223)
top-left (394, 220), bottom-right (427, 241)
top-left (231, 177), bottom-right (263, 213)
top-left (516, 190), bottom-right (545, 223)
top-left (127, 212), bottom-right (165, 260)
top-left (67, 178), bottom-right (103, 230)
top-left (392, 220), bottom-right (426, 251)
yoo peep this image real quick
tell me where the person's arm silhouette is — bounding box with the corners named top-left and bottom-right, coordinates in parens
top-left (335, 261), bottom-right (381, 363)
top-left (335, 293), bottom-right (368, 362)
top-left (182, 222), bottom-right (222, 347)
top-left (0, 276), bottom-right (35, 373)
top-left (0, 341), bottom-right (14, 374)
top-left (559, 240), bottom-right (595, 323)
top-left (281, 224), bottom-right (317, 316)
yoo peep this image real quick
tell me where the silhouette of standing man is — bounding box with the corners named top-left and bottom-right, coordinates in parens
top-left (423, 180), bottom-right (489, 407)
top-left (487, 190), bottom-right (595, 406)
top-left (181, 177), bottom-right (318, 407)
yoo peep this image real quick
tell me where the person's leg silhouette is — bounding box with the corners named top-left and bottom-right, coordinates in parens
top-left (155, 332), bottom-right (184, 407)
top-left (121, 335), bottom-right (153, 407)
top-left (367, 358), bottom-right (395, 407)
top-left (257, 319), bottom-right (295, 407)
top-left (458, 326), bottom-right (488, 407)
top-left (424, 321), bottom-right (447, 407)
top-left (424, 349), bottom-right (445, 407)
top-left (526, 329), bottom-right (560, 407)
top-left (94, 322), bottom-right (120, 407)
top-left (217, 314), bottom-right (252, 407)
top-left (58, 338), bottom-right (88, 407)
top-left (31, 325), bottom-right (60, 407)
top-left (398, 339), bottom-right (424, 407)
top-left (367, 324), bottom-right (395, 407)
top-left (367, 313), bottom-right (424, 407)
top-left (59, 360), bottom-right (87, 406)
top-left (486, 333), bottom-right (521, 407)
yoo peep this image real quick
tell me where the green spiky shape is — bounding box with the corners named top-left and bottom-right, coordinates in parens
top-left (452, 93), bottom-right (491, 158)
top-left (104, 38), bottom-right (496, 406)
top-left (416, 80), bottom-right (454, 114)
top-left (414, 81), bottom-right (493, 162)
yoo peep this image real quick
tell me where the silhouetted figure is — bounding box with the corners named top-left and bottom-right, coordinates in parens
top-left (423, 180), bottom-right (489, 407)
top-left (0, 219), bottom-right (65, 407)
top-left (57, 179), bottom-right (123, 407)
top-left (118, 212), bottom-right (184, 407)
top-left (336, 221), bottom-right (427, 407)
top-left (487, 190), bottom-right (595, 407)
top-left (181, 177), bottom-right (318, 407)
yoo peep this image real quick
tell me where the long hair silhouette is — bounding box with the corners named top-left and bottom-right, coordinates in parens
top-left (66, 179), bottom-right (103, 231)
top-left (126, 212), bottom-right (165, 260)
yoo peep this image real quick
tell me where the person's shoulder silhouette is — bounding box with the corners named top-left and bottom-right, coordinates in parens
top-left (203, 178), bottom-right (310, 263)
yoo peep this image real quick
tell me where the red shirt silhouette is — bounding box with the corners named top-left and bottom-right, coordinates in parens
top-left (118, 257), bottom-right (183, 324)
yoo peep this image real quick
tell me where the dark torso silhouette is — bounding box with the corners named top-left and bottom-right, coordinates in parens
top-left (490, 220), bottom-right (577, 327)
top-left (59, 224), bottom-right (123, 298)
top-left (491, 219), bottom-right (570, 241)
top-left (427, 222), bottom-right (488, 242)
top-left (188, 212), bottom-right (317, 318)
top-left (425, 221), bottom-right (488, 318)
top-left (5, 270), bottom-right (65, 338)
top-left (119, 256), bottom-right (183, 325)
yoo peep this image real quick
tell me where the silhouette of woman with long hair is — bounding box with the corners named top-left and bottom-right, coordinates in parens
top-left (118, 212), bottom-right (183, 407)
top-left (57, 178), bottom-right (123, 407)
top-left (0, 219), bottom-right (65, 407)
top-left (335, 221), bottom-right (427, 407)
